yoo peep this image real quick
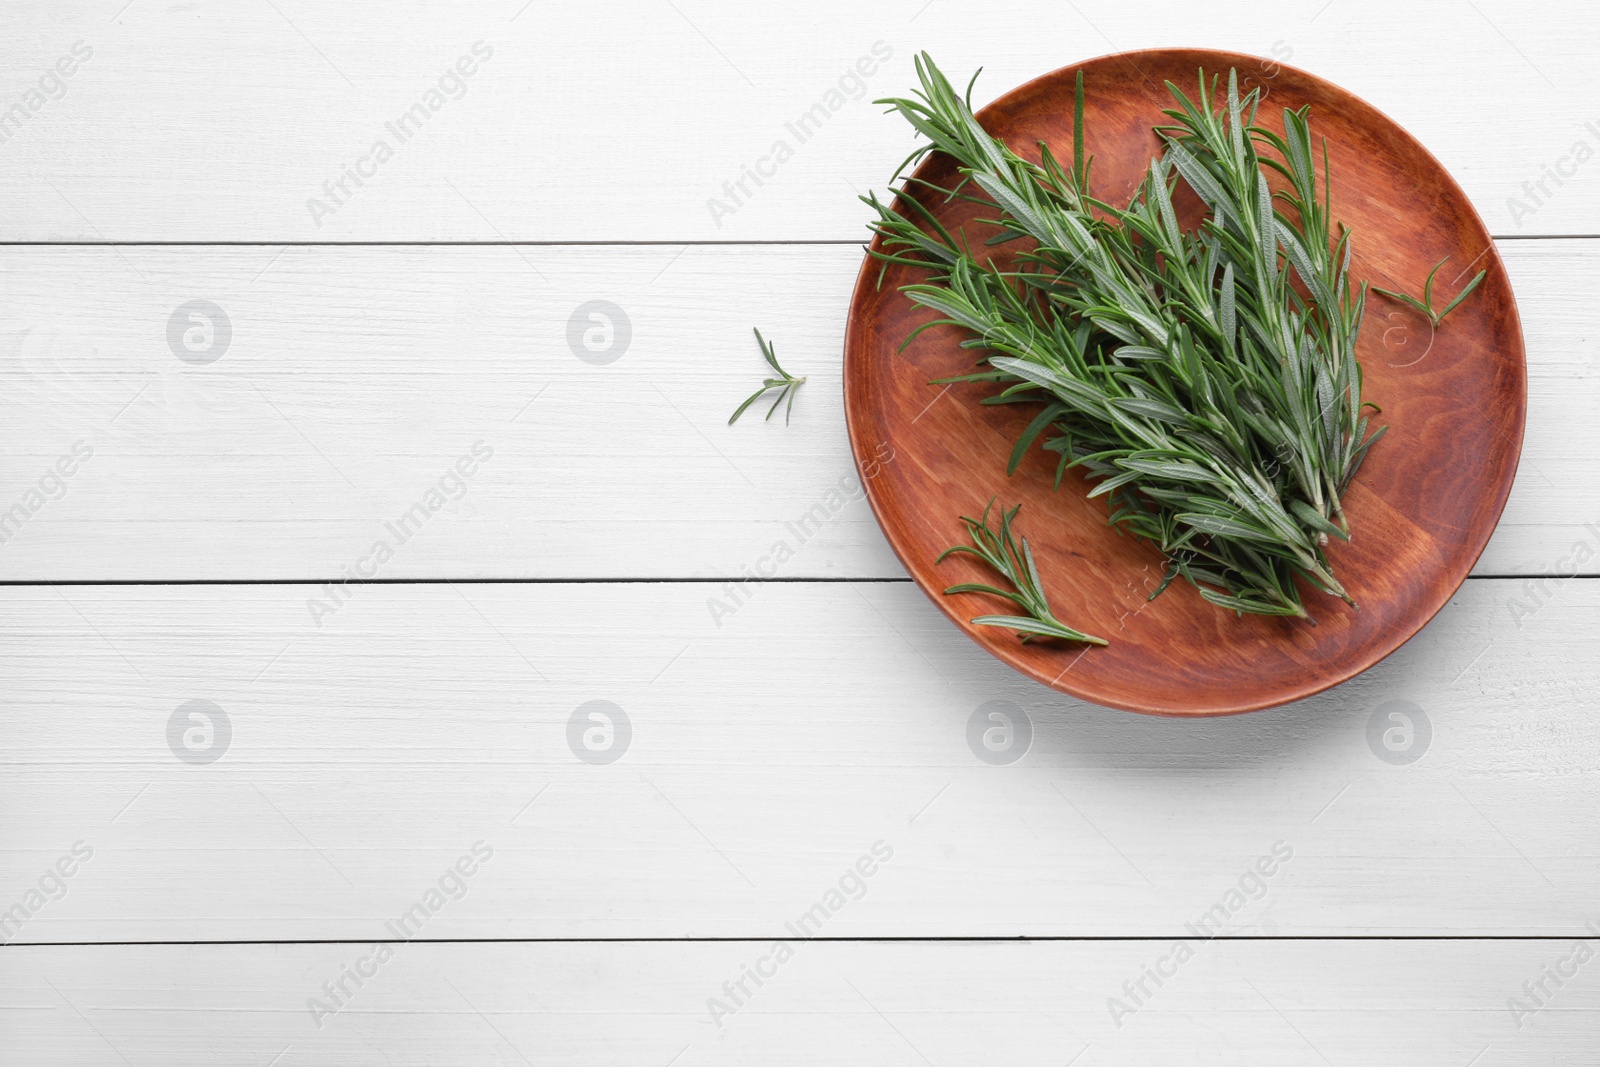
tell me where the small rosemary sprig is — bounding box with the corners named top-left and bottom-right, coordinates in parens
top-left (1371, 257), bottom-right (1487, 328)
top-left (729, 327), bottom-right (806, 425)
top-left (938, 499), bottom-right (1108, 645)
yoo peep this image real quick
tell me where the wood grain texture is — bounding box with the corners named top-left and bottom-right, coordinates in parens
top-left (0, 0), bottom-right (1597, 240)
top-left (846, 49), bottom-right (1524, 714)
top-left (2, 580), bottom-right (1595, 942)
top-left (0, 241), bottom-right (1591, 581)
top-left (1, 3), bottom-right (1595, 1061)
top-left (5, 941), bottom-right (1596, 1065)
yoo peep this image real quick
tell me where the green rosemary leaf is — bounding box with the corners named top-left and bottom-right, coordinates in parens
top-left (944, 583), bottom-right (1028, 606)
top-left (728, 388), bottom-right (770, 426)
top-left (1072, 67), bottom-right (1087, 192)
top-left (970, 614), bottom-right (1109, 645)
top-left (1173, 513), bottom-right (1281, 544)
top-left (1008, 403), bottom-right (1068, 474)
top-left (1434, 269), bottom-right (1488, 322)
top-left (1197, 587), bottom-right (1306, 616)
top-left (1109, 397), bottom-right (1187, 423)
top-left (934, 544), bottom-right (987, 564)
top-left (1368, 286), bottom-right (1432, 320)
top-left (1290, 498), bottom-right (1350, 542)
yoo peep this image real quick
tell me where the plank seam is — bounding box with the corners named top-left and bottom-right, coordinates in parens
top-left (0, 234), bottom-right (1587, 246)
top-left (0, 575), bottom-right (1583, 587)
top-left (1, 935), bottom-right (1588, 948)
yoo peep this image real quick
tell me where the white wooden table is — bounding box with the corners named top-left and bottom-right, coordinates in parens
top-left (2, 2), bottom-right (1597, 1063)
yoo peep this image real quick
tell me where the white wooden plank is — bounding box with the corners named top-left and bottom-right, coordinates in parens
top-left (4, 940), bottom-right (1595, 1065)
top-left (0, 0), bottom-right (1597, 240)
top-left (1, 578), bottom-right (1595, 941)
top-left (0, 242), bottom-right (896, 581)
top-left (0, 240), bottom-right (1588, 580)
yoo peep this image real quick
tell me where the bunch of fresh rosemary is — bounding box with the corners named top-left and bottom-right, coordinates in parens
top-left (865, 54), bottom-right (1429, 622)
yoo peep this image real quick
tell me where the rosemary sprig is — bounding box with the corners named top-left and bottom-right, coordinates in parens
top-left (1371, 257), bottom-right (1487, 328)
top-left (729, 328), bottom-right (806, 425)
top-left (862, 54), bottom-right (1460, 620)
top-left (937, 499), bottom-right (1108, 645)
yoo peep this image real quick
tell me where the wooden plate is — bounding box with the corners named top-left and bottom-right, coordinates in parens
top-left (843, 48), bottom-right (1526, 716)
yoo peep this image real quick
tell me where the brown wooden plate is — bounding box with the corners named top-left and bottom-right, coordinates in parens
top-left (843, 48), bottom-right (1525, 716)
